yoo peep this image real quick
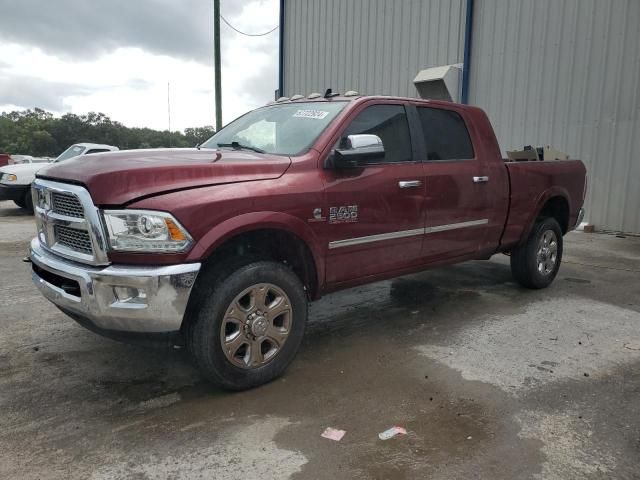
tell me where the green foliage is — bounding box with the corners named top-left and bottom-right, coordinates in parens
top-left (0, 108), bottom-right (216, 156)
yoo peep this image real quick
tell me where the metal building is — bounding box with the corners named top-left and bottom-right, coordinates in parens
top-left (279, 0), bottom-right (640, 233)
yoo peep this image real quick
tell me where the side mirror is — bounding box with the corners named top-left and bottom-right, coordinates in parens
top-left (329, 134), bottom-right (385, 169)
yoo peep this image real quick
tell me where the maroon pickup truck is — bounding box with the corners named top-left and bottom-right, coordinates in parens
top-left (30, 95), bottom-right (586, 390)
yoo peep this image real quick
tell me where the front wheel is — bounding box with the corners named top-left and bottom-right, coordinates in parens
top-left (510, 217), bottom-right (563, 289)
top-left (186, 259), bottom-right (308, 390)
top-left (23, 189), bottom-right (34, 214)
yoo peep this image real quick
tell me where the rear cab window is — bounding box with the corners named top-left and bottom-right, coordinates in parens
top-left (417, 107), bottom-right (474, 160)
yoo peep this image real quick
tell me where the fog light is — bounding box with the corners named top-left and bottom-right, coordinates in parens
top-left (113, 286), bottom-right (147, 304)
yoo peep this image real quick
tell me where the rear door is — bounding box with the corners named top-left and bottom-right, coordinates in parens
top-left (322, 102), bottom-right (426, 284)
top-left (413, 105), bottom-right (492, 259)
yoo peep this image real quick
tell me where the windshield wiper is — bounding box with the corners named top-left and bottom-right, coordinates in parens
top-left (216, 141), bottom-right (265, 154)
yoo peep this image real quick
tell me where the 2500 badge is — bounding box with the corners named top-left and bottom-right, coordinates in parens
top-left (329, 205), bottom-right (358, 224)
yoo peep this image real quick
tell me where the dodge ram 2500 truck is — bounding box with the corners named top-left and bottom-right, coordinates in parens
top-left (29, 95), bottom-right (586, 390)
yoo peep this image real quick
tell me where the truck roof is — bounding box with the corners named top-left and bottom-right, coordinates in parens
top-left (266, 93), bottom-right (475, 111)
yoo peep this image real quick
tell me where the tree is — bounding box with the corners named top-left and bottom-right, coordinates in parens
top-left (184, 126), bottom-right (216, 146)
top-left (30, 130), bottom-right (58, 156)
top-left (0, 108), bottom-right (216, 157)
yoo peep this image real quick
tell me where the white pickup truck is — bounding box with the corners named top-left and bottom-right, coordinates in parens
top-left (0, 143), bottom-right (118, 212)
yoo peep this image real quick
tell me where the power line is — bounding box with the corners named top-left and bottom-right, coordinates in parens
top-left (220, 14), bottom-right (278, 37)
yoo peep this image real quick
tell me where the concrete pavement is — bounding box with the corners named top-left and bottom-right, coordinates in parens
top-left (1, 200), bottom-right (639, 479)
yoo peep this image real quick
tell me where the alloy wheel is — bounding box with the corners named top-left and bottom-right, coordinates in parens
top-left (536, 230), bottom-right (558, 275)
top-left (220, 283), bottom-right (292, 369)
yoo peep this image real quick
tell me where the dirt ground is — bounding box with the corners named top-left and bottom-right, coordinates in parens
top-left (1, 200), bottom-right (639, 479)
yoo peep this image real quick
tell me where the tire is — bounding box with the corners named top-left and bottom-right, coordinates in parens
top-left (23, 189), bottom-right (34, 214)
top-left (13, 198), bottom-right (25, 209)
top-left (186, 257), bottom-right (308, 390)
top-left (510, 217), bottom-right (563, 289)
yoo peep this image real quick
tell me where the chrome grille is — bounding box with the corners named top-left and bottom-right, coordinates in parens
top-left (33, 179), bottom-right (109, 265)
top-left (51, 192), bottom-right (84, 218)
top-left (54, 225), bottom-right (93, 254)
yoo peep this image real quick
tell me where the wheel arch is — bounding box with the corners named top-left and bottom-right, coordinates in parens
top-left (186, 212), bottom-right (324, 300)
top-left (518, 188), bottom-right (571, 245)
top-left (538, 195), bottom-right (570, 234)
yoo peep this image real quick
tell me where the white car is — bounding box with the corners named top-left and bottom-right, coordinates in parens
top-left (0, 143), bottom-right (118, 212)
top-left (8, 155), bottom-right (52, 165)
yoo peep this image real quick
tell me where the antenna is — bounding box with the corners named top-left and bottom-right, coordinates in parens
top-left (324, 88), bottom-right (339, 98)
top-left (167, 81), bottom-right (171, 147)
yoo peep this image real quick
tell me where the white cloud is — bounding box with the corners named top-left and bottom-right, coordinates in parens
top-left (0, 0), bottom-right (280, 131)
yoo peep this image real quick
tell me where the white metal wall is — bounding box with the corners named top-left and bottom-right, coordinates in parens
top-left (282, 0), bottom-right (640, 233)
top-left (283, 0), bottom-right (466, 98)
top-left (469, 0), bottom-right (640, 233)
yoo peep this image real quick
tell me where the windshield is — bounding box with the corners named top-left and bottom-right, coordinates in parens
top-left (55, 145), bottom-right (86, 163)
top-left (201, 101), bottom-right (348, 155)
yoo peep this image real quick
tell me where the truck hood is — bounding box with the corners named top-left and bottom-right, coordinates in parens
top-left (37, 148), bottom-right (292, 205)
top-left (1, 162), bottom-right (50, 184)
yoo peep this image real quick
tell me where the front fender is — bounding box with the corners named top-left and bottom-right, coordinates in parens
top-left (185, 211), bottom-right (325, 287)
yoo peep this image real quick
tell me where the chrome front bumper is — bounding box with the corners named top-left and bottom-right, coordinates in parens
top-left (30, 238), bottom-right (201, 334)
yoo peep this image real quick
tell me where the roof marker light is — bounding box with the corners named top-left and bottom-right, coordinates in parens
top-left (276, 96), bottom-right (290, 102)
top-left (344, 90), bottom-right (360, 97)
top-left (307, 92), bottom-right (322, 99)
top-left (290, 94), bottom-right (304, 100)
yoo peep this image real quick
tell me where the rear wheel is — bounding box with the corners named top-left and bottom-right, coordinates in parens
top-left (13, 198), bottom-right (25, 209)
top-left (186, 258), bottom-right (307, 390)
top-left (510, 217), bottom-right (563, 289)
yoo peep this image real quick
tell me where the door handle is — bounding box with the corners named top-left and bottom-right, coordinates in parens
top-left (398, 180), bottom-right (423, 189)
top-left (473, 176), bottom-right (489, 183)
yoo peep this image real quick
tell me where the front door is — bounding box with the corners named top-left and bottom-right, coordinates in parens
top-left (322, 103), bottom-right (426, 285)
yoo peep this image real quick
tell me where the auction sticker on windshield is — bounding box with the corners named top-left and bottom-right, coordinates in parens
top-left (293, 109), bottom-right (330, 119)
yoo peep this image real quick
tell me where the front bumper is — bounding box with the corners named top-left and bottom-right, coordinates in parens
top-left (0, 183), bottom-right (28, 202)
top-left (30, 238), bottom-right (201, 336)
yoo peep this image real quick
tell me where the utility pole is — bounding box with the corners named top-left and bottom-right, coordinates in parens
top-left (213, 0), bottom-right (222, 131)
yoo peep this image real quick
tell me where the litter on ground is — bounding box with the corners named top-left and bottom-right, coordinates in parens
top-left (321, 427), bottom-right (346, 441)
top-left (378, 426), bottom-right (407, 440)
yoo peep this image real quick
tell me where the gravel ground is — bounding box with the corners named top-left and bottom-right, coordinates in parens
top-left (1, 199), bottom-right (639, 479)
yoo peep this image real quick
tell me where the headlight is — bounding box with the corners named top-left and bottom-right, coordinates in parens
top-left (1, 173), bottom-right (17, 182)
top-left (102, 210), bottom-right (193, 253)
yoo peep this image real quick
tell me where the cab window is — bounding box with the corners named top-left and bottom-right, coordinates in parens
top-left (341, 104), bottom-right (413, 164)
top-left (85, 149), bottom-right (112, 155)
top-left (417, 107), bottom-right (474, 160)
